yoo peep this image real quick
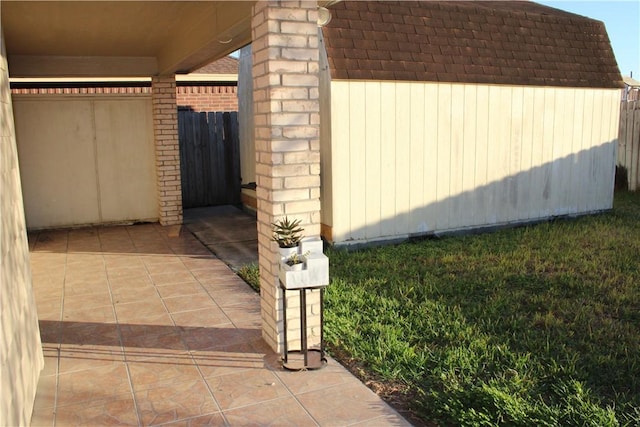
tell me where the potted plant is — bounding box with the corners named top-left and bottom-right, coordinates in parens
top-left (272, 217), bottom-right (304, 258)
top-left (282, 251), bottom-right (309, 271)
top-left (283, 253), bottom-right (304, 271)
top-left (272, 219), bottom-right (329, 289)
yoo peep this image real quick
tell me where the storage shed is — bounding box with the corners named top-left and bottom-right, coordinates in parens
top-left (315, 1), bottom-right (623, 245)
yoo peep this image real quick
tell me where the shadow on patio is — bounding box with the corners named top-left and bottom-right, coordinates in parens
top-left (29, 222), bottom-right (409, 426)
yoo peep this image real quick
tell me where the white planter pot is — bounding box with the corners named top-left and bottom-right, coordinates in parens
top-left (278, 246), bottom-right (298, 259)
top-left (278, 253), bottom-right (329, 290)
top-left (299, 237), bottom-right (323, 255)
top-left (282, 261), bottom-right (304, 271)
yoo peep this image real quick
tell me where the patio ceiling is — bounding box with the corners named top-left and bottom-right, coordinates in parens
top-left (1, 1), bottom-right (254, 77)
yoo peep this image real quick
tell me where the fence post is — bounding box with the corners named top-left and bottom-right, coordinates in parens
top-left (618, 101), bottom-right (640, 191)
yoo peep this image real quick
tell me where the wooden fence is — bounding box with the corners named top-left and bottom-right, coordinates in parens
top-left (618, 101), bottom-right (640, 191)
top-left (178, 110), bottom-right (241, 208)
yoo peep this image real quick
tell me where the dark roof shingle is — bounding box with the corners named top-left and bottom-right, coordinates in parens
top-left (194, 56), bottom-right (239, 75)
top-left (322, 1), bottom-right (623, 88)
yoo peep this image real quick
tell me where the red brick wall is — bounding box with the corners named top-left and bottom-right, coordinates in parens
top-left (176, 85), bottom-right (238, 112)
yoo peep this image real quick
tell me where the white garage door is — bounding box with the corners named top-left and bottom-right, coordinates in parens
top-left (13, 95), bottom-right (158, 229)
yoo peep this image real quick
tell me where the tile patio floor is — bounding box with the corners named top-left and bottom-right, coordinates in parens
top-left (28, 223), bottom-right (410, 426)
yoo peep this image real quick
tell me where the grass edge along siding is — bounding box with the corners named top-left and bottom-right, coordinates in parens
top-left (324, 191), bottom-right (639, 427)
top-left (237, 191), bottom-right (640, 426)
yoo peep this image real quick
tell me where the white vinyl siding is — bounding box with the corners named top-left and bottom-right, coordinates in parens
top-left (323, 81), bottom-right (620, 245)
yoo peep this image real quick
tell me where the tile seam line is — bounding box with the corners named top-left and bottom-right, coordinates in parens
top-left (125, 227), bottom-right (224, 425)
top-left (175, 228), bottom-right (255, 327)
top-left (50, 228), bottom-right (71, 426)
top-left (152, 225), bottom-right (230, 421)
top-left (266, 364), bottom-right (323, 427)
top-left (148, 410), bottom-right (228, 427)
top-left (99, 226), bottom-right (143, 426)
top-left (218, 394), bottom-right (321, 427)
top-left (176, 262), bottom-right (235, 327)
top-left (191, 354), bottom-right (229, 426)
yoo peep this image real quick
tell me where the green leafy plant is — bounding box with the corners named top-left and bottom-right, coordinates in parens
top-left (271, 217), bottom-right (304, 248)
top-left (237, 263), bottom-right (260, 291)
top-left (286, 250), bottom-right (310, 266)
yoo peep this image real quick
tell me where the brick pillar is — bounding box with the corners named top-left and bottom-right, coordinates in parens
top-left (152, 76), bottom-right (183, 226)
top-left (252, 0), bottom-right (321, 352)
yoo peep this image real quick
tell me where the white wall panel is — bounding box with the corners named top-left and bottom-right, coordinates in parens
top-left (409, 83), bottom-right (425, 233)
top-left (394, 83), bottom-right (411, 236)
top-left (14, 95), bottom-right (157, 229)
top-left (94, 99), bottom-right (157, 223)
top-left (572, 99), bottom-right (586, 213)
top-left (238, 44), bottom-right (255, 188)
top-left (325, 81), bottom-right (620, 245)
top-left (461, 84), bottom-right (477, 228)
top-left (14, 98), bottom-right (100, 228)
top-left (364, 82), bottom-right (381, 239)
top-left (436, 84), bottom-right (452, 231)
top-left (529, 88), bottom-right (545, 219)
top-left (379, 82), bottom-right (397, 238)
top-left (422, 83), bottom-right (439, 233)
top-left (319, 36), bottom-right (333, 229)
top-left (348, 81), bottom-right (366, 242)
top-left (473, 85), bottom-right (490, 226)
top-left (509, 86), bottom-right (525, 220)
top-left (329, 81), bottom-right (351, 241)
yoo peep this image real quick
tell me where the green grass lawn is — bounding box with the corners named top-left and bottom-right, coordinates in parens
top-left (239, 191), bottom-right (640, 426)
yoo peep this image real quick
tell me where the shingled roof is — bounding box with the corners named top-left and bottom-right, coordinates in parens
top-left (194, 56), bottom-right (239, 75)
top-left (322, 1), bottom-right (623, 88)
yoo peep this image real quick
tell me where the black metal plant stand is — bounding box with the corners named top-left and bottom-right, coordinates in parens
top-left (280, 282), bottom-right (327, 371)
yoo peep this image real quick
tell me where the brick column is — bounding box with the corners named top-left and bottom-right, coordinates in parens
top-left (152, 76), bottom-right (183, 226)
top-left (252, 0), bottom-right (322, 352)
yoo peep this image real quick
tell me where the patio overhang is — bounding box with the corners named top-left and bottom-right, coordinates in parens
top-left (1, 1), bottom-right (254, 77)
top-left (2, 0), bottom-right (325, 368)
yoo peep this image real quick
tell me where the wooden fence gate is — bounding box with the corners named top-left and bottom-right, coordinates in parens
top-left (178, 110), bottom-right (241, 208)
top-left (618, 101), bottom-right (640, 191)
